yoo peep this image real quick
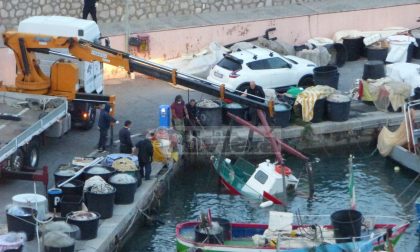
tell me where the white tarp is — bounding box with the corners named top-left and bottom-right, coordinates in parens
top-left (333, 27), bottom-right (409, 44)
top-left (386, 35), bottom-right (417, 63)
top-left (386, 63), bottom-right (420, 95)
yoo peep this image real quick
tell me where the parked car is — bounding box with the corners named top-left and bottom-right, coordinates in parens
top-left (207, 47), bottom-right (316, 92)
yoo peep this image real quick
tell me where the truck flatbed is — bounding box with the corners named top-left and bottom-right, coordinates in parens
top-left (0, 92), bottom-right (67, 163)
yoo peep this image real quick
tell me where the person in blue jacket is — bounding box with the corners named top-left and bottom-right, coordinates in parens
top-left (97, 104), bottom-right (117, 152)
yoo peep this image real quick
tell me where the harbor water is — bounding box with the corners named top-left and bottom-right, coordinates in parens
top-left (122, 145), bottom-right (420, 251)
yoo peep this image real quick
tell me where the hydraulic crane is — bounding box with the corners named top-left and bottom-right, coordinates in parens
top-left (2, 31), bottom-right (274, 116)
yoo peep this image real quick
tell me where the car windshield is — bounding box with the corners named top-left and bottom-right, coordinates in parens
top-left (247, 57), bottom-right (290, 70)
top-left (217, 57), bottom-right (242, 71)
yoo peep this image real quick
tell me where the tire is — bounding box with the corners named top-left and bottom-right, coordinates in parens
top-left (24, 139), bottom-right (40, 169)
top-left (9, 148), bottom-right (25, 171)
top-left (235, 82), bottom-right (250, 95)
top-left (82, 104), bottom-right (97, 130)
top-left (298, 75), bottom-right (314, 88)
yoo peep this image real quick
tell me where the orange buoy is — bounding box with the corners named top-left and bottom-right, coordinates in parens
top-left (275, 165), bottom-right (292, 176)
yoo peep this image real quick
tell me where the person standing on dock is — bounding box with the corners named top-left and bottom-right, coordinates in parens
top-left (241, 81), bottom-right (265, 125)
top-left (97, 104), bottom-right (117, 152)
top-left (82, 0), bottom-right (98, 23)
top-left (186, 99), bottom-right (199, 137)
top-left (171, 95), bottom-right (189, 138)
top-left (118, 120), bottom-right (133, 154)
top-left (135, 135), bottom-right (154, 180)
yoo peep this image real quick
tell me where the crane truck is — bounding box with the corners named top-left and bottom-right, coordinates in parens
top-left (0, 16), bottom-right (271, 182)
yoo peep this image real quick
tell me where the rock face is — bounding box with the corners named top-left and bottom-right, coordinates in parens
top-left (0, 0), bottom-right (321, 30)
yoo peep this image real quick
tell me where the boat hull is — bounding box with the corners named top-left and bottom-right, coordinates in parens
top-left (390, 146), bottom-right (420, 173)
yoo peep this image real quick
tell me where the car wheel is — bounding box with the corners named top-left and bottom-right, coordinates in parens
top-left (298, 75), bottom-right (314, 88)
top-left (235, 82), bottom-right (250, 95)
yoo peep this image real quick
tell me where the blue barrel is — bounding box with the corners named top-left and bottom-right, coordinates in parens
top-left (159, 105), bottom-right (170, 128)
top-left (47, 188), bottom-right (63, 212)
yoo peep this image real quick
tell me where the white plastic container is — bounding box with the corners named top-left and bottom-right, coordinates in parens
top-left (12, 193), bottom-right (47, 220)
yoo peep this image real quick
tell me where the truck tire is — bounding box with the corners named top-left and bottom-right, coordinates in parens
top-left (9, 148), bottom-right (25, 171)
top-left (82, 104), bottom-right (96, 130)
top-left (24, 139), bottom-right (40, 169)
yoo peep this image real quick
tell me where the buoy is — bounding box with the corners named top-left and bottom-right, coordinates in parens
top-left (260, 201), bottom-right (274, 208)
top-left (394, 166), bottom-right (400, 172)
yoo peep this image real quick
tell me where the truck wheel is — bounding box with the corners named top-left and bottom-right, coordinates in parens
top-left (24, 140), bottom-right (40, 169)
top-left (82, 104), bottom-right (96, 130)
top-left (9, 148), bottom-right (24, 171)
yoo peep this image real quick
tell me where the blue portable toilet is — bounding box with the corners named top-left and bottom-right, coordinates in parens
top-left (159, 105), bottom-right (171, 128)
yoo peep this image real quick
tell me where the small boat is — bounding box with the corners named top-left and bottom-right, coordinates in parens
top-left (211, 155), bottom-right (299, 205)
top-left (378, 99), bottom-right (420, 172)
top-left (176, 210), bottom-right (410, 252)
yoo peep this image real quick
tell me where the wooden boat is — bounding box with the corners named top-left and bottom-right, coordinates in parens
top-left (176, 211), bottom-right (409, 252)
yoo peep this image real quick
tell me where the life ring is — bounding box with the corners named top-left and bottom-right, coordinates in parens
top-left (275, 165), bottom-right (292, 176)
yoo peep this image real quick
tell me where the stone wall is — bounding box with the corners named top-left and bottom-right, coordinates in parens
top-left (0, 0), bottom-right (321, 30)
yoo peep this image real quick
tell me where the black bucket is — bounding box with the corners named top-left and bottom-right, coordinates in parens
top-left (331, 209), bottom-right (363, 243)
top-left (194, 225), bottom-right (224, 244)
top-left (66, 211), bottom-right (101, 240)
top-left (44, 244), bottom-right (75, 252)
top-left (324, 43), bottom-right (347, 67)
top-left (269, 103), bottom-right (291, 128)
top-left (6, 207), bottom-right (37, 241)
top-left (295, 98), bottom-right (326, 123)
top-left (83, 166), bottom-right (116, 181)
top-left (366, 46), bottom-right (388, 62)
top-left (343, 37), bottom-right (364, 61)
top-left (313, 66), bottom-right (339, 89)
top-left (60, 195), bottom-right (82, 217)
top-left (47, 188), bottom-right (63, 213)
top-left (109, 180), bottom-right (137, 205)
top-left (59, 179), bottom-right (84, 197)
top-left (54, 168), bottom-right (80, 187)
top-left (222, 103), bottom-right (247, 126)
top-left (116, 170), bottom-right (142, 188)
top-left (327, 95), bottom-right (351, 122)
top-left (212, 218), bottom-right (232, 241)
top-left (197, 100), bottom-right (222, 126)
top-left (414, 38), bottom-right (420, 59)
top-left (85, 187), bottom-right (116, 219)
top-left (362, 60), bottom-right (385, 80)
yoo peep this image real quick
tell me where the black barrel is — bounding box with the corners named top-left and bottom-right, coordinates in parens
top-left (194, 225), bottom-right (224, 244)
top-left (6, 207), bottom-right (37, 241)
top-left (109, 175), bottom-right (137, 205)
top-left (45, 244), bottom-right (74, 252)
top-left (366, 46), bottom-right (388, 62)
top-left (222, 103), bottom-right (247, 126)
top-left (324, 43), bottom-right (347, 67)
top-left (331, 209), bottom-right (363, 243)
top-left (85, 187), bottom-right (116, 219)
top-left (362, 60), bottom-right (385, 80)
top-left (269, 103), bottom-right (291, 128)
top-left (343, 37), bottom-right (365, 61)
top-left (83, 166), bottom-right (116, 181)
top-left (327, 95), bottom-right (351, 122)
top-left (59, 179), bottom-right (84, 197)
top-left (295, 98), bottom-right (326, 123)
top-left (47, 188), bottom-right (63, 212)
top-left (66, 211), bottom-right (101, 240)
top-left (60, 195), bottom-right (83, 217)
top-left (196, 100), bottom-right (222, 126)
top-left (313, 66), bottom-right (339, 89)
top-left (414, 38), bottom-right (420, 59)
top-left (54, 168), bottom-right (80, 187)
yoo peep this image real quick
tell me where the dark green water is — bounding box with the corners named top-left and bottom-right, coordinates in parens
top-left (122, 145), bottom-right (420, 251)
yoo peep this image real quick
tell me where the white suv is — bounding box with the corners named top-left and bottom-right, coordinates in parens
top-left (207, 47), bottom-right (316, 92)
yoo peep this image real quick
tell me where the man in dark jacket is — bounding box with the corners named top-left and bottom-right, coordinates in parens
top-left (118, 120), bottom-right (133, 154)
top-left (83, 0), bottom-right (98, 23)
top-left (135, 136), bottom-right (154, 180)
top-left (242, 81), bottom-right (266, 125)
top-left (97, 104), bottom-right (117, 152)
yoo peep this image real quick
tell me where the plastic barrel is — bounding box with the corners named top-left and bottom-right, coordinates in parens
top-left (222, 103), bottom-right (247, 126)
top-left (212, 218), bottom-right (232, 241)
top-left (313, 66), bottom-right (339, 89)
top-left (312, 98), bottom-right (326, 123)
top-left (407, 43), bottom-right (415, 62)
top-left (47, 188), bottom-right (63, 212)
top-left (66, 211), bottom-right (101, 240)
top-left (270, 103), bottom-right (291, 128)
top-left (85, 187), bottom-right (116, 219)
top-left (366, 46), bottom-right (388, 62)
top-left (60, 195), bottom-right (82, 217)
top-left (343, 37), bottom-right (364, 61)
top-left (194, 225), bottom-right (224, 244)
top-left (324, 43), bottom-right (347, 67)
top-left (59, 179), bottom-right (84, 197)
top-left (330, 209), bottom-right (363, 243)
top-left (327, 95), bottom-right (351, 122)
top-left (362, 60), bottom-right (385, 80)
top-left (116, 170), bottom-right (141, 187)
top-left (4, 245), bottom-right (23, 252)
top-left (6, 207), bottom-right (37, 241)
top-left (196, 101), bottom-right (222, 126)
top-left (414, 38), bottom-right (420, 59)
top-left (109, 181), bottom-right (137, 205)
top-left (83, 166), bottom-right (116, 181)
top-left (44, 244), bottom-right (75, 252)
